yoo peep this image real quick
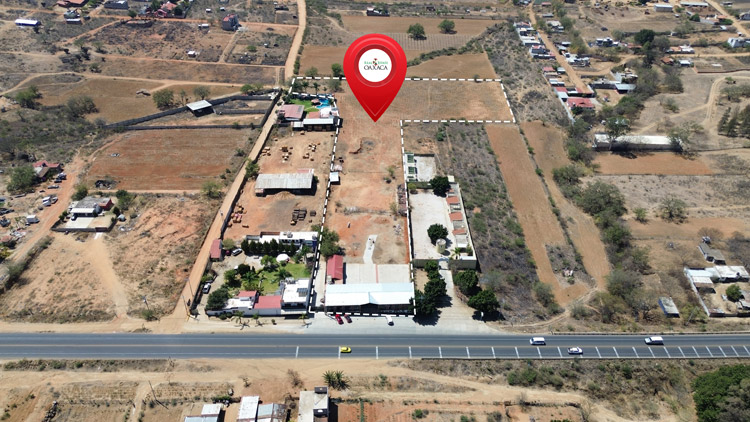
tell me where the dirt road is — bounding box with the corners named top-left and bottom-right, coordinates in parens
top-left (284, 0), bottom-right (306, 80)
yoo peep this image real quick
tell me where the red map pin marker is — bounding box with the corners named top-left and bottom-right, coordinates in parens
top-left (343, 34), bottom-right (407, 122)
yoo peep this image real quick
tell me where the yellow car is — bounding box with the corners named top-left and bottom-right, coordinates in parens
top-left (339, 346), bottom-right (352, 353)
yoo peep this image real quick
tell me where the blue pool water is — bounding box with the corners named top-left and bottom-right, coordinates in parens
top-left (316, 98), bottom-right (331, 108)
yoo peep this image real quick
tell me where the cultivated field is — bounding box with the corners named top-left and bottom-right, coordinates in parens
top-left (593, 152), bottom-right (714, 176)
top-left (299, 45), bottom-right (422, 75)
top-left (406, 53), bottom-right (498, 79)
top-left (486, 125), bottom-right (586, 306)
top-left (340, 16), bottom-right (500, 36)
top-left (86, 128), bottom-right (254, 191)
top-left (223, 129), bottom-right (332, 241)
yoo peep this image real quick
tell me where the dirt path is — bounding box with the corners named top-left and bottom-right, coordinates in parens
top-left (527, 7), bottom-right (589, 91)
top-left (218, 30), bottom-right (241, 63)
top-left (284, 0), bottom-right (306, 81)
top-left (486, 126), bottom-right (585, 306)
top-left (87, 235), bottom-right (130, 317)
top-left (521, 122), bottom-right (611, 293)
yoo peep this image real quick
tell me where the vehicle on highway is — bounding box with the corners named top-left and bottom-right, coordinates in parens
top-left (530, 337), bottom-right (546, 345)
top-left (334, 314), bottom-right (343, 324)
top-left (568, 347), bottom-right (583, 355)
top-left (339, 346), bottom-right (351, 353)
top-left (343, 314), bottom-right (352, 323)
top-left (385, 315), bottom-right (393, 325)
top-left (202, 283), bottom-right (212, 294)
top-left (645, 336), bottom-right (664, 345)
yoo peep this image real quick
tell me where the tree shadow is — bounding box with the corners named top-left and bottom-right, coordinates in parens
top-left (414, 310), bottom-right (441, 326)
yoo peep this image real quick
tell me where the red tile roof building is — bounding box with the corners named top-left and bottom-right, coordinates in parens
top-left (326, 255), bottom-right (344, 280)
top-left (255, 295), bottom-right (282, 309)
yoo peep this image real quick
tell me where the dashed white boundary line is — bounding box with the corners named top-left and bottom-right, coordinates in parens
top-left (297, 76), bottom-right (504, 82)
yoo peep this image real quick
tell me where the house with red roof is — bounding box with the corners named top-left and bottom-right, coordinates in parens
top-left (210, 239), bottom-right (222, 261)
top-left (566, 97), bottom-right (595, 111)
top-left (326, 255), bottom-right (344, 281)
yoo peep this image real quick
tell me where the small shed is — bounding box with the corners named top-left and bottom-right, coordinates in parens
top-left (210, 239), bottom-right (222, 261)
top-left (187, 100), bottom-right (214, 116)
top-left (658, 297), bottom-right (680, 317)
top-left (329, 171), bottom-right (340, 184)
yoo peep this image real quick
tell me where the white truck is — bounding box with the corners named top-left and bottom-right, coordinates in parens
top-left (26, 215), bottom-right (39, 224)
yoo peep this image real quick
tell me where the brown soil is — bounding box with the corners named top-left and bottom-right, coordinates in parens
top-left (406, 53), bottom-right (499, 79)
top-left (86, 129), bottom-right (252, 191)
top-left (486, 125), bottom-right (584, 306)
top-left (341, 16), bottom-right (500, 36)
top-left (522, 122), bottom-right (611, 293)
top-left (299, 45), bottom-right (421, 76)
top-left (593, 152), bottom-right (714, 175)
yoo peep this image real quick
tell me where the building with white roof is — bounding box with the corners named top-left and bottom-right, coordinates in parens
top-left (324, 282), bottom-right (414, 313)
top-left (298, 387), bottom-right (329, 422)
top-left (254, 172), bottom-right (314, 195)
top-left (237, 396), bottom-right (260, 422)
top-left (592, 134), bottom-right (679, 151)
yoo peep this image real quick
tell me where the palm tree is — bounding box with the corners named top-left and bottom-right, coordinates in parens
top-left (301, 81), bottom-right (309, 93)
top-left (277, 268), bottom-right (292, 282)
top-left (323, 370), bottom-right (348, 390)
top-left (299, 312), bottom-right (308, 326)
top-left (232, 311), bottom-right (248, 330)
top-left (313, 82), bottom-right (320, 95)
top-left (252, 313), bottom-right (261, 326)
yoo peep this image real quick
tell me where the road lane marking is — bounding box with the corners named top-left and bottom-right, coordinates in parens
top-left (632, 347), bottom-right (638, 358)
top-left (439, 347), bottom-right (442, 359)
top-left (744, 346), bottom-right (750, 356)
top-left (409, 346), bottom-right (412, 359)
top-left (537, 347), bottom-right (541, 358)
top-left (338, 348), bottom-right (340, 359)
top-left (491, 347), bottom-right (496, 359)
top-left (515, 347), bottom-right (519, 358)
top-left (664, 348), bottom-right (671, 358)
top-left (558, 347), bottom-right (562, 358)
top-left (706, 346), bottom-right (713, 357)
top-left (376, 346), bottom-right (379, 360)
top-left (613, 347), bottom-right (619, 358)
top-left (732, 346), bottom-right (739, 357)
top-left (466, 347), bottom-right (471, 359)
top-left (649, 347), bottom-right (655, 358)
top-left (679, 347), bottom-right (685, 358)
top-left (596, 347), bottom-right (601, 358)
top-left (693, 346), bottom-right (699, 357)
top-left (719, 346), bottom-right (727, 357)
top-left (295, 346), bottom-right (299, 359)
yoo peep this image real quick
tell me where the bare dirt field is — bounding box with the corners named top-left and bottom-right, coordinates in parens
top-left (0, 195), bottom-right (217, 322)
top-left (299, 45), bottom-right (421, 76)
top-left (1, 357), bottom-right (726, 422)
top-left (223, 129), bottom-right (332, 241)
top-left (106, 195), bottom-right (218, 317)
top-left (86, 128), bottom-right (254, 191)
top-left (486, 125), bottom-right (585, 306)
top-left (0, 15), bottom-right (113, 54)
top-left (327, 88), bottom-right (408, 264)
top-left (79, 21), bottom-right (234, 62)
top-left (521, 122), bottom-right (610, 293)
top-left (341, 16), bottom-right (499, 36)
top-left (228, 24), bottom-right (296, 66)
top-left (593, 152), bottom-right (714, 175)
top-left (577, 3), bottom-right (682, 40)
top-left (406, 53), bottom-right (498, 79)
top-left (97, 56), bottom-right (281, 85)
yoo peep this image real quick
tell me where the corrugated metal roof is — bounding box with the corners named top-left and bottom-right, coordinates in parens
top-left (325, 283), bottom-right (414, 307)
top-left (255, 173), bottom-right (313, 190)
top-left (187, 100), bottom-right (213, 111)
top-left (238, 396), bottom-right (259, 421)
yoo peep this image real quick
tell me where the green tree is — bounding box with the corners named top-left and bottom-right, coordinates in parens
top-left (128, 9), bottom-right (137, 18)
top-left (152, 89), bottom-right (175, 109)
top-left (407, 23), bottom-right (426, 39)
top-left (14, 86), bottom-right (40, 109)
top-left (429, 176), bottom-right (450, 197)
top-left (605, 116), bottom-right (629, 143)
top-left (727, 284), bottom-right (743, 302)
top-left (331, 63), bottom-right (344, 77)
top-left (427, 224), bottom-right (448, 245)
top-left (323, 370), bottom-right (348, 390)
top-left (314, 225), bottom-right (341, 258)
top-left (240, 84), bottom-right (253, 94)
top-left (206, 287), bottom-right (230, 310)
top-left (327, 79), bottom-right (342, 92)
top-left (577, 180), bottom-right (626, 221)
top-left (245, 161), bottom-right (260, 180)
top-left (468, 289), bottom-right (500, 315)
top-left (634, 29), bottom-right (656, 45)
top-left (201, 180), bottom-right (222, 199)
top-left (718, 108), bottom-right (731, 134)
top-left (305, 67), bottom-right (319, 77)
top-left (413, 288), bottom-right (436, 317)
top-left (659, 196), bottom-right (688, 222)
top-left (693, 364), bottom-right (750, 422)
top-left (222, 238), bottom-right (236, 250)
top-left (73, 184), bottom-right (89, 201)
top-left (438, 19), bottom-right (455, 33)
top-left (115, 190), bottom-right (135, 210)
top-left (7, 166), bottom-right (36, 193)
top-left (193, 85), bottom-right (210, 100)
top-left (66, 95), bottom-right (97, 118)
top-left (454, 270), bottom-right (479, 296)
top-left (634, 207), bottom-right (648, 223)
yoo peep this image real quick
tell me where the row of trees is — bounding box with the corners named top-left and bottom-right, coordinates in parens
top-left (413, 261), bottom-right (448, 317)
top-left (406, 20), bottom-right (456, 40)
top-left (455, 269), bottom-right (500, 316)
top-left (152, 86), bottom-right (213, 109)
top-left (717, 105), bottom-right (750, 138)
top-left (239, 238), bottom-right (303, 257)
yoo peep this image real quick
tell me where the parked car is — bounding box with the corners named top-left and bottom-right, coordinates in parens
top-left (530, 337), bottom-right (546, 345)
top-left (231, 248), bottom-right (243, 256)
top-left (0, 208), bottom-right (14, 215)
top-left (334, 314), bottom-right (343, 324)
top-left (47, 185), bottom-right (60, 189)
top-left (645, 336), bottom-right (664, 345)
top-left (202, 283), bottom-right (212, 294)
top-left (343, 314), bottom-right (352, 323)
top-left (568, 347), bottom-right (583, 355)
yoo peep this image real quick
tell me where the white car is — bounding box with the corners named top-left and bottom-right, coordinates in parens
top-left (567, 347), bottom-right (583, 355)
top-left (645, 336), bottom-right (664, 345)
top-left (530, 337), bottom-right (546, 345)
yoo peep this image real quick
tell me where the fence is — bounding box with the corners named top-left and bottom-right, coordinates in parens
top-left (50, 218), bottom-right (116, 233)
top-left (119, 124), bottom-right (255, 131)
